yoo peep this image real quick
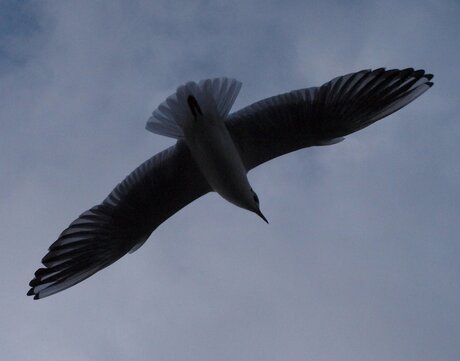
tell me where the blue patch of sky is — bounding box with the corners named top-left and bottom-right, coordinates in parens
top-left (0, 0), bottom-right (43, 74)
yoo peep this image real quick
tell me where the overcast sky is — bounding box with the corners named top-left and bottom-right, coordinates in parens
top-left (1, 0), bottom-right (459, 360)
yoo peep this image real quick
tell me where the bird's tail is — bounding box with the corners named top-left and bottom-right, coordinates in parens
top-left (146, 77), bottom-right (242, 139)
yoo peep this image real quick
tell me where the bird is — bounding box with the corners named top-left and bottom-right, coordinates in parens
top-left (27, 68), bottom-right (433, 299)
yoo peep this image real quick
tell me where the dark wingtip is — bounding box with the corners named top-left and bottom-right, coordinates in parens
top-left (372, 67), bottom-right (386, 74)
top-left (401, 67), bottom-right (415, 73)
top-left (425, 73), bottom-right (434, 81)
top-left (27, 288), bottom-right (35, 296)
top-left (34, 268), bottom-right (47, 278)
top-left (41, 252), bottom-right (55, 266)
top-left (412, 69), bottom-right (426, 78)
top-left (398, 68), bottom-right (415, 78)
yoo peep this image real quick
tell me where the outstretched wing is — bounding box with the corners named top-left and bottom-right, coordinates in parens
top-left (28, 141), bottom-right (210, 299)
top-left (227, 68), bottom-right (433, 170)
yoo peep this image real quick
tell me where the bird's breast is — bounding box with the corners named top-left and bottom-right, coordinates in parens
top-left (183, 117), bottom-right (250, 207)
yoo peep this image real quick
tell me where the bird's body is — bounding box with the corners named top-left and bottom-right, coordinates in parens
top-left (185, 118), bottom-right (257, 211)
top-left (28, 68), bottom-right (433, 299)
top-left (181, 97), bottom-right (258, 213)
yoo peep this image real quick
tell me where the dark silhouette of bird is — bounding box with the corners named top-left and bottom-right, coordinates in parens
top-left (28, 68), bottom-right (433, 299)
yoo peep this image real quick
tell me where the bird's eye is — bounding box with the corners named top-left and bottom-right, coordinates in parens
top-left (253, 193), bottom-right (259, 203)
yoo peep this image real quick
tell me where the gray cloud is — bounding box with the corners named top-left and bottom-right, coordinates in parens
top-left (1, 0), bottom-right (459, 360)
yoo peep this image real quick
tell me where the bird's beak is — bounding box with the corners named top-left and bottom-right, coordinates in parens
top-left (255, 209), bottom-right (269, 224)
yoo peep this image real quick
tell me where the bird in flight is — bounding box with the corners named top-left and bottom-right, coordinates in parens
top-left (28, 68), bottom-right (433, 299)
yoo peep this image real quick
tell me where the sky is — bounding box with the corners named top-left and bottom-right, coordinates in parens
top-left (1, 0), bottom-right (459, 360)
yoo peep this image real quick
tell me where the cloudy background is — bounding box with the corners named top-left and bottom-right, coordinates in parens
top-left (1, 0), bottom-right (459, 360)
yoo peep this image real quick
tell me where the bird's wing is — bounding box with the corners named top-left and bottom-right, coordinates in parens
top-left (28, 141), bottom-right (210, 299)
top-left (227, 68), bottom-right (433, 170)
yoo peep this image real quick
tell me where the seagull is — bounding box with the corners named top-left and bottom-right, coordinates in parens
top-left (27, 68), bottom-right (433, 299)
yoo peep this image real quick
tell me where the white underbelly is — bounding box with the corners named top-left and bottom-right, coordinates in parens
top-left (183, 118), bottom-right (250, 207)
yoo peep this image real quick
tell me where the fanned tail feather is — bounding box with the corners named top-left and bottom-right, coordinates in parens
top-left (146, 77), bottom-right (242, 139)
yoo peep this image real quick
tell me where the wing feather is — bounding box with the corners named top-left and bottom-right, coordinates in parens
top-left (28, 142), bottom-right (210, 299)
top-left (227, 68), bottom-right (433, 170)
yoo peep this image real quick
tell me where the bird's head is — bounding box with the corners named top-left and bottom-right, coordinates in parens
top-left (246, 187), bottom-right (269, 224)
